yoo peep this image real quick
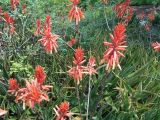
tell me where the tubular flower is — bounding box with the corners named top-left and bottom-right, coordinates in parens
top-left (35, 16), bottom-right (60, 54)
top-left (144, 23), bottom-right (151, 31)
top-left (68, 6), bottom-right (84, 25)
top-left (70, 0), bottom-right (80, 5)
top-left (38, 28), bottom-right (59, 53)
top-left (114, 0), bottom-right (133, 25)
top-left (34, 19), bottom-right (41, 36)
top-left (8, 78), bottom-right (19, 93)
top-left (67, 0), bottom-right (84, 25)
top-left (73, 47), bottom-right (85, 66)
top-left (16, 80), bottom-right (50, 109)
top-left (3, 12), bottom-right (14, 26)
top-left (34, 65), bottom-right (46, 85)
top-left (67, 38), bottom-right (76, 47)
top-left (151, 42), bottom-right (160, 52)
top-left (22, 4), bottom-right (27, 14)
top-left (68, 66), bottom-right (84, 85)
top-left (54, 101), bottom-right (73, 120)
top-left (148, 12), bottom-right (155, 21)
top-left (10, 0), bottom-right (20, 10)
top-left (102, 23), bottom-right (127, 71)
top-left (0, 109), bottom-right (7, 116)
top-left (138, 11), bottom-right (145, 20)
top-left (44, 15), bottom-right (52, 30)
top-left (86, 57), bottom-right (97, 76)
top-left (3, 12), bottom-right (15, 34)
top-left (68, 47), bottom-right (86, 85)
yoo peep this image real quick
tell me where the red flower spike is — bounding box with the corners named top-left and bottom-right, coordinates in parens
top-left (68, 47), bottom-right (86, 84)
top-left (148, 12), bottom-right (155, 21)
top-left (3, 12), bottom-right (15, 34)
top-left (3, 12), bottom-right (14, 25)
top-left (10, 0), bottom-right (20, 10)
top-left (16, 80), bottom-right (50, 109)
top-left (151, 42), bottom-right (160, 52)
top-left (114, 0), bottom-right (133, 25)
top-left (68, 66), bottom-right (84, 85)
top-left (36, 16), bottom-right (60, 54)
top-left (0, 109), bottom-right (7, 116)
top-left (144, 23), bottom-right (151, 31)
top-left (59, 101), bottom-right (69, 113)
top-left (138, 11), bottom-right (145, 20)
top-left (34, 65), bottom-right (46, 85)
top-left (44, 16), bottom-right (52, 30)
top-left (67, 38), bottom-right (76, 47)
top-left (38, 28), bottom-right (59, 54)
top-left (68, 6), bottom-right (85, 25)
top-left (8, 78), bottom-right (19, 93)
top-left (34, 19), bottom-right (41, 36)
top-left (54, 101), bottom-right (73, 120)
top-left (86, 57), bottom-right (97, 76)
top-left (103, 23), bottom-right (127, 71)
top-left (22, 4), bottom-right (27, 14)
top-left (9, 25), bottom-right (15, 34)
top-left (73, 47), bottom-right (85, 65)
top-left (70, 0), bottom-right (80, 5)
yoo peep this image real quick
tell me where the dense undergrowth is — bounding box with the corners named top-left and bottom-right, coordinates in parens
top-left (0, 0), bottom-right (160, 120)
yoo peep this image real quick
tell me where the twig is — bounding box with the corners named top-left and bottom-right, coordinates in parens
top-left (86, 75), bottom-right (92, 120)
top-left (76, 84), bottom-right (82, 117)
top-left (96, 64), bottom-right (107, 71)
top-left (63, 87), bottom-right (76, 89)
top-left (61, 38), bottom-right (75, 52)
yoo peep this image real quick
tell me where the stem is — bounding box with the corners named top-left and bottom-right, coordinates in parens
top-left (86, 75), bottom-right (92, 120)
top-left (76, 84), bottom-right (82, 117)
top-left (103, 5), bottom-right (111, 31)
top-left (60, 38), bottom-right (75, 52)
top-left (75, 21), bottom-right (80, 44)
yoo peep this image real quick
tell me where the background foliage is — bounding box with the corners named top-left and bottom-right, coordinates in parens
top-left (0, 0), bottom-right (160, 120)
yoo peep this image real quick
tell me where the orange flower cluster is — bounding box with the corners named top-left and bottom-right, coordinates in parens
top-left (34, 65), bottom-right (46, 85)
top-left (138, 11), bottom-right (155, 31)
top-left (0, 1), bottom-right (27, 35)
top-left (68, 47), bottom-right (86, 84)
top-left (8, 78), bottom-right (19, 94)
top-left (138, 11), bottom-right (145, 20)
top-left (138, 11), bottom-right (155, 22)
top-left (10, 0), bottom-right (20, 10)
top-left (148, 12), bottom-right (155, 21)
top-left (54, 101), bottom-right (73, 120)
top-left (102, 23), bottom-right (127, 70)
top-left (3, 12), bottom-right (15, 34)
top-left (114, 0), bottom-right (133, 25)
top-left (22, 4), bottom-right (27, 14)
top-left (68, 47), bottom-right (97, 84)
top-left (8, 65), bottom-right (52, 109)
top-left (67, 0), bottom-right (85, 25)
top-left (35, 19), bottom-right (41, 36)
top-left (87, 57), bottom-right (97, 76)
top-left (35, 16), bottom-right (59, 54)
top-left (67, 38), bottom-right (77, 47)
